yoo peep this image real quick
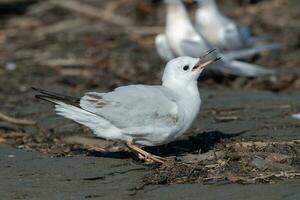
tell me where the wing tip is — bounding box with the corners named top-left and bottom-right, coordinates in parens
top-left (32, 87), bottom-right (80, 106)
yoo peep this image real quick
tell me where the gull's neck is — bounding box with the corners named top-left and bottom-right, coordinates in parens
top-left (162, 78), bottom-right (200, 101)
top-left (163, 78), bottom-right (201, 137)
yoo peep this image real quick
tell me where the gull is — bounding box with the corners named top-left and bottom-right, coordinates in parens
top-left (33, 51), bottom-right (220, 164)
top-left (155, 0), bottom-right (275, 77)
top-left (194, 0), bottom-right (281, 52)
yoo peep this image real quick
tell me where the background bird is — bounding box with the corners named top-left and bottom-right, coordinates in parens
top-left (155, 0), bottom-right (275, 77)
top-left (194, 0), bottom-right (281, 52)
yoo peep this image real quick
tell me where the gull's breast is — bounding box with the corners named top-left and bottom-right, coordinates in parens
top-left (171, 95), bottom-right (202, 141)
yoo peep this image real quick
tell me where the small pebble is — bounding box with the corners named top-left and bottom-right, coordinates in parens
top-left (5, 62), bottom-right (17, 71)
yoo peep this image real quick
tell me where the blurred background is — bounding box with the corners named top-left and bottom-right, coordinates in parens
top-left (0, 0), bottom-right (299, 153)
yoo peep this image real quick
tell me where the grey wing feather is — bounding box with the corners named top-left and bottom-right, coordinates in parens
top-left (80, 85), bottom-right (179, 129)
top-left (223, 29), bottom-right (245, 49)
top-left (238, 25), bottom-right (251, 41)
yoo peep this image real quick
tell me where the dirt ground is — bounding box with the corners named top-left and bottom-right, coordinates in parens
top-left (0, 0), bottom-right (300, 198)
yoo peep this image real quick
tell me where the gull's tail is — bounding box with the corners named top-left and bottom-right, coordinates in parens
top-left (32, 87), bottom-right (80, 106)
top-left (33, 87), bottom-right (97, 123)
top-left (223, 43), bottom-right (282, 60)
top-left (32, 87), bottom-right (115, 138)
top-left (210, 59), bottom-right (275, 77)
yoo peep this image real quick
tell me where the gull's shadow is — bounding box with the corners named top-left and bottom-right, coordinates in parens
top-left (87, 150), bottom-right (132, 159)
top-left (86, 130), bottom-right (245, 159)
top-left (145, 130), bottom-right (246, 157)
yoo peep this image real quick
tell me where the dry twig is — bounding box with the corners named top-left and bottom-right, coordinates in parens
top-left (35, 18), bottom-right (85, 37)
top-left (0, 112), bottom-right (35, 125)
top-left (51, 0), bottom-right (133, 27)
top-left (226, 140), bottom-right (300, 149)
top-left (0, 137), bottom-right (6, 143)
top-left (40, 58), bottom-right (94, 68)
top-left (62, 135), bottom-right (125, 152)
top-left (49, 0), bottom-right (162, 37)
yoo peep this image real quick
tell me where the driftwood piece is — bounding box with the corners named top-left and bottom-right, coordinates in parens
top-left (226, 140), bottom-right (300, 150)
top-left (39, 58), bottom-right (94, 68)
top-left (35, 18), bottom-right (85, 37)
top-left (55, 68), bottom-right (93, 78)
top-left (49, 0), bottom-right (162, 36)
top-left (27, 0), bottom-right (55, 15)
top-left (225, 172), bottom-right (300, 183)
top-left (62, 135), bottom-right (126, 152)
top-left (0, 112), bottom-right (35, 125)
top-left (130, 26), bottom-right (164, 36)
top-left (51, 0), bottom-right (133, 27)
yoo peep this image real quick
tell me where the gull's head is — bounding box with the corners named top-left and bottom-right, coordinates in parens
top-left (162, 49), bottom-right (220, 89)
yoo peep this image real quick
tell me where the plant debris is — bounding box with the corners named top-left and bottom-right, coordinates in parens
top-left (143, 139), bottom-right (300, 185)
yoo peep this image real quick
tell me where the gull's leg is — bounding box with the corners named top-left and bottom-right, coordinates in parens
top-left (126, 142), bottom-right (168, 164)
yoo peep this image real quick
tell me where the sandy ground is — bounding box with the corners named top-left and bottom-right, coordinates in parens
top-left (0, 144), bottom-right (300, 200)
top-left (1, 88), bottom-right (300, 199)
top-left (0, 0), bottom-right (300, 199)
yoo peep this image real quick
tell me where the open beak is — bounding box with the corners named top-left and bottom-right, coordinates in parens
top-left (192, 49), bottom-right (221, 71)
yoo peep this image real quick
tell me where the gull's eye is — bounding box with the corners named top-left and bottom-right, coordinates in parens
top-left (183, 65), bottom-right (189, 71)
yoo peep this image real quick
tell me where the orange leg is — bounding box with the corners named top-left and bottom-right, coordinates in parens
top-left (126, 142), bottom-right (168, 164)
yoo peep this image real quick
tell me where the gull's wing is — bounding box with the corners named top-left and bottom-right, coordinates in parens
top-left (33, 86), bottom-right (179, 144)
top-left (210, 58), bottom-right (275, 77)
top-left (223, 43), bottom-right (282, 60)
top-left (80, 85), bottom-right (179, 130)
top-left (195, 2), bottom-right (243, 49)
top-left (222, 25), bottom-right (247, 50)
top-left (155, 34), bottom-right (175, 61)
top-left (238, 25), bottom-right (251, 40)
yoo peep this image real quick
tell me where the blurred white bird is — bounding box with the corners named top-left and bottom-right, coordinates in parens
top-left (33, 51), bottom-right (219, 164)
top-left (292, 113), bottom-right (300, 119)
top-left (194, 0), bottom-right (281, 52)
top-left (155, 0), bottom-right (275, 77)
